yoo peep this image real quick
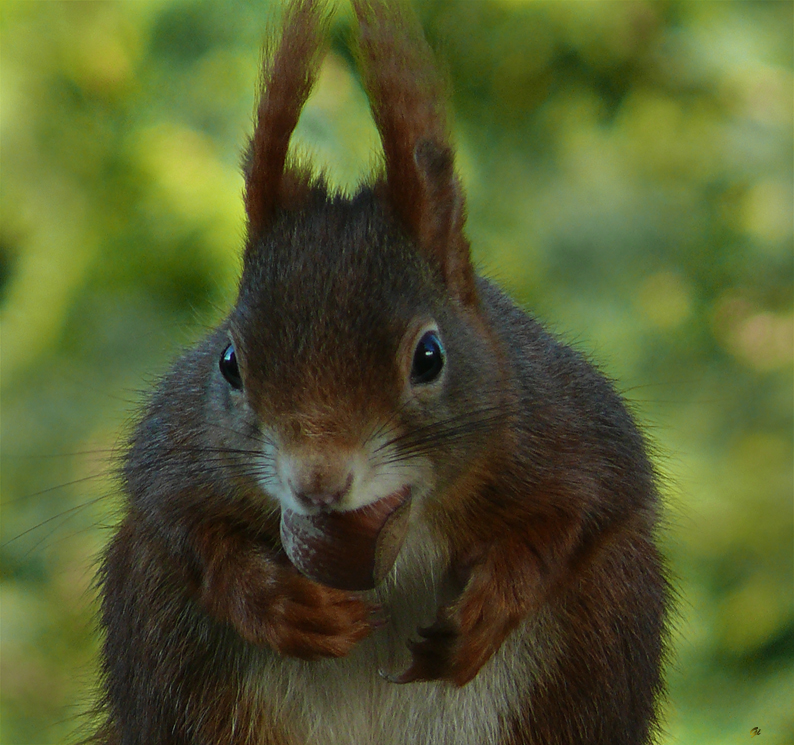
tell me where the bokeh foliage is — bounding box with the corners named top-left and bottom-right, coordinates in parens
top-left (1, 1), bottom-right (791, 743)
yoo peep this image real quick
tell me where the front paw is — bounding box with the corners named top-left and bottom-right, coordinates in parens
top-left (387, 571), bottom-right (521, 686)
top-left (207, 557), bottom-right (377, 659)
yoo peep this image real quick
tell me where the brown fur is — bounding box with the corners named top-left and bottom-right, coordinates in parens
top-left (244, 0), bottom-right (331, 235)
top-left (354, 0), bottom-right (476, 305)
top-left (91, 1), bottom-right (669, 743)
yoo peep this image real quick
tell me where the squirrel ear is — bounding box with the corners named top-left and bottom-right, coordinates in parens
top-left (354, 1), bottom-right (476, 306)
top-left (412, 140), bottom-right (474, 304)
top-left (244, 0), bottom-right (330, 238)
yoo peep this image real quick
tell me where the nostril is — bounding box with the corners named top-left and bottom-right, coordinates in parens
top-left (290, 472), bottom-right (354, 510)
top-left (294, 488), bottom-right (343, 510)
top-left (304, 490), bottom-right (342, 508)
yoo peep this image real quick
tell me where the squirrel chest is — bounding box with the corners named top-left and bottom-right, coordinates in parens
top-left (244, 526), bottom-right (548, 745)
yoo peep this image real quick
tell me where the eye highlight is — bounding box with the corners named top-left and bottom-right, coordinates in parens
top-left (219, 343), bottom-right (243, 390)
top-left (410, 331), bottom-right (445, 385)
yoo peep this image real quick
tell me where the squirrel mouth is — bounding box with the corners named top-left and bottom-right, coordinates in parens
top-left (280, 487), bottom-right (412, 591)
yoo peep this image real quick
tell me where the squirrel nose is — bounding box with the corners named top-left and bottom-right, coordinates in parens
top-left (289, 471), bottom-right (353, 511)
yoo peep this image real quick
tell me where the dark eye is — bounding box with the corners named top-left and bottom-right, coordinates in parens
top-left (219, 343), bottom-right (243, 390)
top-left (411, 331), bottom-right (445, 385)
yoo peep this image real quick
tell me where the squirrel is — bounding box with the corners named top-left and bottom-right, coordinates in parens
top-left (92, 1), bottom-right (669, 743)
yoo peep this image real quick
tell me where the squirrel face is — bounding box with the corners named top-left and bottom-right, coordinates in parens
top-left (208, 198), bottom-right (504, 522)
top-left (178, 0), bottom-right (509, 533)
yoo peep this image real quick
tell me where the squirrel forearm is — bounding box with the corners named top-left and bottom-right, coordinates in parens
top-left (192, 521), bottom-right (376, 658)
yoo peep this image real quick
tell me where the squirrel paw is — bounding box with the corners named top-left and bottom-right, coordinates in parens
top-left (384, 569), bottom-right (520, 686)
top-left (384, 617), bottom-right (488, 687)
top-left (220, 561), bottom-right (378, 659)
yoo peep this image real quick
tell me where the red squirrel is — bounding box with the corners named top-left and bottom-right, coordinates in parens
top-left (93, 1), bottom-right (669, 743)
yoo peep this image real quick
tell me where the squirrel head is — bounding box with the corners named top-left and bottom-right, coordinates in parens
top-left (213, 0), bottom-right (504, 522)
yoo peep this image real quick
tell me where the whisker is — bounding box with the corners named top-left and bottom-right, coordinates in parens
top-left (0, 472), bottom-right (112, 508)
top-left (18, 508), bottom-right (116, 561)
top-left (375, 402), bottom-right (516, 455)
top-left (363, 396), bottom-right (413, 446)
top-left (2, 495), bottom-right (109, 548)
top-left (203, 420), bottom-right (275, 447)
top-left (156, 446), bottom-right (272, 459)
top-left (2, 448), bottom-right (120, 460)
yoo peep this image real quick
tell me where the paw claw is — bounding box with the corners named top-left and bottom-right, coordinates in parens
top-left (378, 666), bottom-right (418, 685)
top-left (369, 606), bottom-right (390, 629)
top-left (377, 667), bottom-right (398, 683)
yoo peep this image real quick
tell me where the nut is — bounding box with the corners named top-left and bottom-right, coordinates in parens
top-left (280, 487), bottom-right (412, 591)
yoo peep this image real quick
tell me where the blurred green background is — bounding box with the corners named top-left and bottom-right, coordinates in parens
top-left (1, 0), bottom-right (791, 743)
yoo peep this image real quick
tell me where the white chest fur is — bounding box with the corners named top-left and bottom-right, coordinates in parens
top-left (246, 525), bottom-right (546, 745)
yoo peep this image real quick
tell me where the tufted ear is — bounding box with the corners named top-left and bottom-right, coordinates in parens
top-left (244, 0), bottom-right (330, 240)
top-left (353, 0), bottom-right (476, 306)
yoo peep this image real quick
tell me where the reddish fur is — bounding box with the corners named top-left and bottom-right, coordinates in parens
top-left (195, 521), bottom-right (374, 658)
top-left (244, 0), bottom-right (330, 236)
top-left (354, 0), bottom-right (476, 305)
top-left (91, 1), bottom-right (668, 743)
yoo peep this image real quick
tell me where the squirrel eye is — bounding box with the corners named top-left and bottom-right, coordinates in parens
top-left (411, 331), bottom-right (445, 385)
top-left (219, 343), bottom-right (243, 390)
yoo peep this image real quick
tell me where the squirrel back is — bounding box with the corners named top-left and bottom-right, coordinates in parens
top-left (93, 2), bottom-right (668, 744)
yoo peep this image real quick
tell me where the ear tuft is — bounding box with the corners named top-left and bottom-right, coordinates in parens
top-left (353, 0), bottom-right (476, 305)
top-left (244, 0), bottom-right (331, 239)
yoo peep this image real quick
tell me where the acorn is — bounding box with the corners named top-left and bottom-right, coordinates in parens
top-left (280, 487), bottom-right (412, 591)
